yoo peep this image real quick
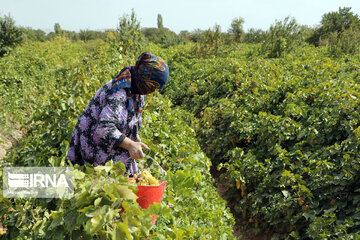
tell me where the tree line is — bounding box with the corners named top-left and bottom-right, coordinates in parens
top-left (1, 7), bottom-right (360, 57)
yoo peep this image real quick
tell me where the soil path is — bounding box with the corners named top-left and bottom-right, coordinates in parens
top-left (0, 128), bottom-right (23, 160)
top-left (212, 167), bottom-right (273, 240)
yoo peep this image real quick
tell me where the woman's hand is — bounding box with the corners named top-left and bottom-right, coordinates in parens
top-left (128, 141), bottom-right (149, 159)
top-left (120, 137), bottom-right (149, 159)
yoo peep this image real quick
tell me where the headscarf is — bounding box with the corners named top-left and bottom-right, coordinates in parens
top-left (110, 52), bottom-right (169, 96)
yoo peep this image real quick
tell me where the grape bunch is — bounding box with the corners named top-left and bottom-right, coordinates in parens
top-left (0, 222), bottom-right (6, 236)
top-left (130, 170), bottom-right (160, 186)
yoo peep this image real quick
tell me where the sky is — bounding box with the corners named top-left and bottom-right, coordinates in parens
top-left (1, 0), bottom-right (360, 34)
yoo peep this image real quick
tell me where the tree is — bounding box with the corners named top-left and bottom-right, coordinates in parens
top-left (326, 28), bottom-right (360, 56)
top-left (33, 29), bottom-right (46, 42)
top-left (308, 7), bottom-right (360, 45)
top-left (244, 28), bottom-right (266, 43)
top-left (261, 17), bottom-right (305, 58)
top-left (63, 30), bottom-right (79, 41)
top-left (79, 30), bottom-right (99, 42)
top-left (116, 9), bottom-right (145, 57)
top-left (157, 14), bottom-right (164, 29)
top-left (142, 27), bottom-right (180, 47)
top-left (20, 27), bottom-right (46, 42)
top-left (54, 23), bottom-right (62, 35)
top-left (178, 30), bottom-right (191, 42)
top-left (193, 24), bottom-right (224, 57)
top-left (0, 14), bottom-right (23, 57)
top-left (321, 7), bottom-right (360, 34)
top-left (228, 17), bottom-right (245, 43)
top-left (190, 29), bottom-right (204, 42)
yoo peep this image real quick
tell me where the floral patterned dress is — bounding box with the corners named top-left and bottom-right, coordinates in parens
top-left (66, 80), bottom-right (145, 175)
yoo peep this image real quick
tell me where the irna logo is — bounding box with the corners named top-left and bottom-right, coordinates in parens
top-left (3, 167), bottom-right (74, 198)
top-left (7, 173), bottom-right (70, 188)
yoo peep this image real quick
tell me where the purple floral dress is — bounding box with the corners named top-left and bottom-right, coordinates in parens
top-left (66, 80), bottom-right (145, 175)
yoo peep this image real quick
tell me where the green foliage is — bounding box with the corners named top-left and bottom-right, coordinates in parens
top-left (244, 28), bottom-right (266, 43)
top-left (189, 29), bottom-right (204, 42)
top-left (321, 7), bottom-right (360, 32)
top-left (228, 17), bottom-right (245, 43)
top-left (307, 211), bottom-right (360, 239)
top-left (20, 27), bottom-right (46, 42)
top-left (311, 7), bottom-right (360, 57)
top-left (307, 7), bottom-right (360, 49)
top-left (0, 14), bottom-right (23, 57)
top-left (116, 9), bottom-right (146, 58)
top-left (163, 43), bottom-right (360, 239)
top-left (193, 24), bottom-right (224, 57)
top-left (140, 93), bottom-right (235, 239)
top-left (4, 18), bottom-right (360, 238)
top-left (325, 28), bottom-right (360, 57)
top-left (54, 23), bottom-right (62, 35)
top-left (178, 30), bottom-right (191, 43)
top-left (261, 17), bottom-right (305, 58)
top-left (157, 14), bottom-right (164, 29)
top-left (0, 39), bottom-right (234, 239)
top-left (142, 27), bottom-right (181, 48)
top-left (0, 161), bottom-right (158, 239)
top-left (308, 7), bottom-right (360, 46)
top-left (78, 30), bottom-right (106, 42)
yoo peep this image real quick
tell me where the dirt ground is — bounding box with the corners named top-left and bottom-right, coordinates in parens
top-left (213, 168), bottom-right (273, 240)
top-left (0, 127), bottom-right (23, 160)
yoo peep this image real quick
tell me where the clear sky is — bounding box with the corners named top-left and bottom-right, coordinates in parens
top-left (1, 0), bottom-right (360, 33)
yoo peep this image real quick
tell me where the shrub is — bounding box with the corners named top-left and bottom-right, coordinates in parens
top-left (0, 14), bottom-right (23, 57)
top-left (261, 17), bottom-right (305, 58)
top-left (228, 17), bottom-right (245, 43)
top-left (78, 30), bottom-right (106, 42)
top-left (244, 28), bottom-right (267, 43)
top-left (308, 7), bottom-right (360, 46)
top-left (323, 28), bottom-right (360, 57)
top-left (193, 24), bottom-right (224, 57)
top-left (189, 29), bottom-right (204, 43)
top-left (20, 27), bottom-right (46, 42)
top-left (142, 27), bottom-right (181, 47)
top-left (116, 9), bottom-right (146, 57)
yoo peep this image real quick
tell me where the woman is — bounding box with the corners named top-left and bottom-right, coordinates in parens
top-left (66, 52), bottom-right (169, 176)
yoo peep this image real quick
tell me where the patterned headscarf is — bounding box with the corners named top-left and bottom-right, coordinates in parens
top-left (110, 52), bottom-right (169, 95)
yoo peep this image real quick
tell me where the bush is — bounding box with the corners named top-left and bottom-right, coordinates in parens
top-left (78, 30), bottom-right (106, 42)
top-left (261, 17), bottom-right (305, 58)
top-left (228, 17), bottom-right (245, 43)
top-left (116, 9), bottom-right (146, 57)
top-left (20, 27), bottom-right (46, 42)
top-left (142, 27), bottom-right (181, 47)
top-left (193, 24), bottom-right (224, 57)
top-left (0, 14), bottom-right (23, 57)
top-left (178, 30), bottom-right (191, 43)
top-left (323, 28), bottom-right (360, 57)
top-left (308, 7), bottom-right (360, 46)
top-left (189, 29), bottom-right (204, 43)
top-left (244, 28), bottom-right (267, 43)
